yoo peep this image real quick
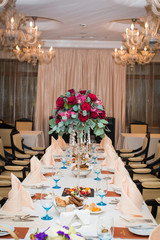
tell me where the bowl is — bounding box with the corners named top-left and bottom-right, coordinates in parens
top-left (72, 168), bottom-right (92, 177)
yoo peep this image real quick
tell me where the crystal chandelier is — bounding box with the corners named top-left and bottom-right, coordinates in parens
top-left (13, 41), bottom-right (55, 66)
top-left (147, 0), bottom-right (160, 16)
top-left (112, 46), bottom-right (155, 69)
top-left (0, 0), bottom-right (55, 65)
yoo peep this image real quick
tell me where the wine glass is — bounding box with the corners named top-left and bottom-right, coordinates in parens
top-left (92, 154), bottom-right (97, 164)
top-left (41, 189), bottom-right (53, 220)
top-left (97, 179), bottom-right (108, 206)
top-left (97, 216), bottom-right (114, 240)
top-left (52, 172), bottom-right (61, 189)
top-left (94, 165), bottom-right (101, 181)
top-left (61, 157), bottom-right (67, 169)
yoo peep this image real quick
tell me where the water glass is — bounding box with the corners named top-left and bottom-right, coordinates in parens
top-left (52, 173), bottom-right (61, 189)
top-left (41, 189), bottom-right (53, 220)
top-left (61, 157), bottom-right (67, 169)
top-left (97, 216), bottom-right (114, 240)
top-left (97, 179), bottom-right (108, 206)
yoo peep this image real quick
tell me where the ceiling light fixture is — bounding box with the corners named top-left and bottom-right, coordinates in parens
top-left (112, 45), bottom-right (155, 69)
top-left (0, 0), bottom-right (55, 65)
top-left (147, 0), bottom-right (160, 16)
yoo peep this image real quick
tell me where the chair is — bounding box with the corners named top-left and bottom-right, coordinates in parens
top-left (129, 121), bottom-right (148, 133)
top-left (145, 198), bottom-right (160, 219)
top-left (15, 118), bottom-right (33, 131)
top-left (0, 123), bottom-right (14, 153)
top-left (0, 138), bottom-right (30, 181)
top-left (119, 133), bottom-right (150, 165)
top-left (127, 141), bottom-right (160, 180)
top-left (10, 129), bottom-right (45, 159)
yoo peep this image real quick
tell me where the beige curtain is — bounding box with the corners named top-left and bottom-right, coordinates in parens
top-left (35, 48), bottom-right (126, 148)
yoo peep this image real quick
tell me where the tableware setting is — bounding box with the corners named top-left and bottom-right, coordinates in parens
top-left (97, 215), bottom-right (114, 240)
top-left (128, 224), bottom-right (157, 236)
top-left (0, 224), bottom-right (14, 237)
top-left (97, 179), bottom-right (108, 206)
top-left (41, 188), bottom-right (54, 220)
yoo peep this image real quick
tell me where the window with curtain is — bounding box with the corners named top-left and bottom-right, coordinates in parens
top-left (0, 59), bottom-right (38, 125)
top-left (126, 62), bottom-right (160, 129)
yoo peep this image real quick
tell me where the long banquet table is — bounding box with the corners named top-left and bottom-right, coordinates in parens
top-left (121, 133), bottom-right (160, 157)
top-left (0, 156), bottom-right (157, 240)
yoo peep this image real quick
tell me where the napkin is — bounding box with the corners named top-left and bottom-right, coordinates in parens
top-left (59, 209), bottom-right (90, 226)
top-left (102, 144), bottom-right (118, 169)
top-left (2, 173), bottom-right (34, 212)
top-left (100, 135), bottom-right (112, 148)
top-left (57, 136), bottom-right (67, 148)
top-left (49, 137), bottom-right (64, 156)
top-left (41, 146), bottom-right (55, 167)
top-left (25, 156), bottom-right (46, 184)
top-left (110, 157), bottom-right (129, 188)
top-left (116, 176), bottom-right (143, 217)
top-left (149, 224), bottom-right (160, 240)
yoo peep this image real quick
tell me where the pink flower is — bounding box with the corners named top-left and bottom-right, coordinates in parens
top-left (77, 93), bottom-right (87, 103)
top-left (58, 108), bottom-right (76, 121)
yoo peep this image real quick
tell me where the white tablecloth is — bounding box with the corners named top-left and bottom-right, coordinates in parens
top-left (121, 133), bottom-right (160, 157)
top-left (0, 159), bottom-right (156, 240)
top-left (20, 131), bottom-right (45, 148)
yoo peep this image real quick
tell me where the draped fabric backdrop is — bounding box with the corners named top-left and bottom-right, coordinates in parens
top-left (35, 48), bottom-right (126, 148)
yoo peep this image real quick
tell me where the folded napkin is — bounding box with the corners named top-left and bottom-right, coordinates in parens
top-left (110, 157), bottom-right (129, 188)
top-left (116, 176), bottom-right (143, 217)
top-left (49, 137), bottom-right (64, 156)
top-left (102, 144), bottom-right (118, 169)
top-left (2, 173), bottom-right (34, 212)
top-left (100, 135), bottom-right (112, 148)
top-left (57, 136), bottom-right (67, 148)
top-left (41, 147), bottom-right (55, 167)
top-left (59, 209), bottom-right (90, 226)
top-left (25, 156), bottom-right (46, 184)
top-left (149, 224), bottom-right (160, 240)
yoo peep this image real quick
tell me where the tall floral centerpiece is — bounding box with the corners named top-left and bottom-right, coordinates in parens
top-left (49, 89), bottom-right (108, 194)
top-left (49, 89), bottom-right (108, 139)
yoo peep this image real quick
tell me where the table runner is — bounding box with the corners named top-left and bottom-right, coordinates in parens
top-left (114, 227), bottom-right (149, 239)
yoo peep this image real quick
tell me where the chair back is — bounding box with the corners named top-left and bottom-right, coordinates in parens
top-left (0, 123), bottom-right (14, 149)
top-left (0, 138), bottom-right (6, 167)
top-left (141, 133), bottom-right (150, 158)
top-left (15, 118), bottom-right (33, 131)
top-left (10, 129), bottom-right (23, 155)
top-left (129, 121), bottom-right (148, 133)
top-left (153, 141), bottom-right (160, 171)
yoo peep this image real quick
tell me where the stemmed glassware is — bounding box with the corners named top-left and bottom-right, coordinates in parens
top-left (97, 179), bottom-right (108, 206)
top-left (41, 189), bottom-right (53, 220)
top-left (52, 172), bottom-right (61, 189)
top-left (61, 157), bottom-right (67, 169)
top-left (94, 165), bottom-right (101, 181)
top-left (92, 154), bottom-right (97, 164)
top-left (97, 216), bottom-right (114, 240)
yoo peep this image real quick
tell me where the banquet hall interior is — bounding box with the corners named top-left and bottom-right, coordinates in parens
top-left (0, 0), bottom-right (160, 239)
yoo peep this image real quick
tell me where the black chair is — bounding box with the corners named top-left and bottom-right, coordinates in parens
top-left (129, 121), bottom-right (148, 133)
top-left (145, 198), bottom-right (160, 219)
top-left (15, 118), bottom-right (33, 131)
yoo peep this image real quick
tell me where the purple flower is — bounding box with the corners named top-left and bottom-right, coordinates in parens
top-left (63, 226), bottom-right (69, 230)
top-left (57, 231), bottom-right (64, 235)
top-left (35, 232), bottom-right (48, 240)
top-left (64, 233), bottom-right (71, 240)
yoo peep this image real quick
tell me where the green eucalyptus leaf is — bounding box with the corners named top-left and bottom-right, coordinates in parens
top-left (98, 122), bottom-right (104, 128)
top-left (62, 116), bottom-right (67, 120)
top-left (83, 110), bottom-right (87, 116)
top-left (73, 105), bottom-right (78, 111)
top-left (100, 119), bottom-right (108, 124)
top-left (48, 129), bottom-right (54, 134)
top-left (51, 125), bottom-right (57, 132)
top-left (58, 121), bottom-right (64, 127)
top-left (66, 91), bottom-right (71, 97)
top-left (86, 97), bottom-right (91, 103)
top-left (49, 118), bottom-right (56, 126)
top-left (68, 127), bottom-right (73, 134)
top-left (53, 109), bottom-right (57, 116)
top-left (71, 114), bottom-right (77, 118)
top-left (97, 105), bottom-right (103, 110)
top-left (79, 131), bottom-right (83, 139)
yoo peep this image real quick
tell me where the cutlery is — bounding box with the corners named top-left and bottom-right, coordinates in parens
top-left (127, 225), bottom-right (157, 229)
top-left (12, 219), bottom-right (34, 222)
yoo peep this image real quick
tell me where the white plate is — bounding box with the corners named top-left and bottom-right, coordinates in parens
top-left (115, 189), bottom-right (121, 195)
top-left (0, 224), bottom-right (15, 236)
top-left (128, 226), bottom-right (156, 236)
top-left (90, 209), bottom-right (103, 215)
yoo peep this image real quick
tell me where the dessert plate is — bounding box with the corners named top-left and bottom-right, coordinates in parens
top-left (128, 225), bottom-right (156, 236)
top-left (0, 224), bottom-right (14, 236)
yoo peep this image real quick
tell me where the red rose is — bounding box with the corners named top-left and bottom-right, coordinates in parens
top-left (88, 93), bottom-right (97, 101)
top-left (79, 90), bottom-right (86, 95)
top-left (56, 118), bottom-right (61, 125)
top-left (99, 110), bottom-right (106, 119)
top-left (79, 112), bottom-right (89, 122)
top-left (56, 97), bottom-right (64, 108)
top-left (90, 111), bottom-right (98, 119)
top-left (81, 102), bottom-right (91, 112)
top-left (67, 96), bottom-right (77, 105)
top-left (68, 89), bottom-right (75, 94)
